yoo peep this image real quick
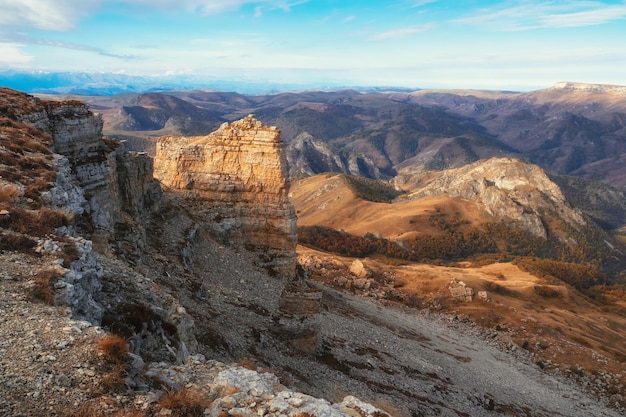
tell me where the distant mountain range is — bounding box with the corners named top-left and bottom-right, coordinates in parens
top-left (0, 70), bottom-right (415, 96)
top-left (66, 82), bottom-right (626, 193)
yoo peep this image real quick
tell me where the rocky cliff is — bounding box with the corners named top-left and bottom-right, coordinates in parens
top-left (403, 157), bottom-right (585, 238)
top-left (0, 89), bottom-right (163, 322)
top-left (155, 114), bottom-right (297, 277)
top-left (14, 95), bottom-right (162, 256)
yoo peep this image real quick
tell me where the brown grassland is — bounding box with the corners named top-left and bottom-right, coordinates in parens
top-left (292, 173), bottom-right (626, 391)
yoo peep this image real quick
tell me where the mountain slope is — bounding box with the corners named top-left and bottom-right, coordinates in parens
top-left (113, 93), bottom-right (224, 134)
top-left (291, 160), bottom-right (626, 409)
top-left (407, 82), bottom-right (626, 187)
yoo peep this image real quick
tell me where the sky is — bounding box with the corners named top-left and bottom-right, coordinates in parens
top-left (1, 0), bottom-right (626, 91)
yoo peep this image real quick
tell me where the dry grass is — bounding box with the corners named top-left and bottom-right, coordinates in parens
top-left (95, 335), bottom-right (131, 394)
top-left (99, 362), bottom-right (128, 393)
top-left (237, 357), bottom-right (257, 371)
top-left (157, 388), bottom-right (210, 416)
top-left (0, 232), bottom-right (37, 252)
top-left (28, 268), bottom-right (61, 304)
top-left (534, 285), bottom-right (561, 298)
top-left (291, 174), bottom-right (483, 241)
top-left (97, 334), bottom-right (129, 363)
top-left (60, 241), bottom-right (80, 267)
top-left (301, 244), bottom-right (626, 399)
top-left (0, 206), bottom-right (71, 237)
top-left (0, 183), bottom-right (20, 203)
top-left (215, 384), bottom-right (241, 397)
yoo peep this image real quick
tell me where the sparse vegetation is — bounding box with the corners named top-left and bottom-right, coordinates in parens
top-left (28, 268), bottom-right (61, 304)
top-left (515, 258), bottom-right (606, 290)
top-left (342, 174), bottom-right (403, 203)
top-left (60, 241), bottom-right (80, 267)
top-left (99, 362), bottom-right (129, 393)
top-left (298, 225), bottom-right (411, 259)
top-left (533, 285), bottom-right (561, 298)
top-left (97, 334), bottom-right (130, 363)
top-left (0, 232), bottom-right (37, 252)
top-left (0, 206), bottom-right (71, 236)
top-left (0, 183), bottom-right (20, 203)
top-left (157, 388), bottom-right (210, 416)
top-left (238, 357), bottom-right (258, 370)
top-left (95, 334), bottom-right (131, 394)
top-left (484, 281), bottom-right (514, 296)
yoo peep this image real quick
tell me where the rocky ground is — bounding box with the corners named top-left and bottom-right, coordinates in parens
top-left (0, 251), bottom-right (388, 417)
top-left (1, 231), bottom-right (625, 417)
top-left (137, 206), bottom-right (626, 417)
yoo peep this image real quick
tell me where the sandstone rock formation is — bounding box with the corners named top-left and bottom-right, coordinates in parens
top-left (155, 114), bottom-right (297, 277)
top-left (404, 157), bottom-right (585, 238)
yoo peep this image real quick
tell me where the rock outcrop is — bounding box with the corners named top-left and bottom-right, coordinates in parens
top-left (155, 115), bottom-right (297, 277)
top-left (404, 157), bottom-right (585, 238)
top-left (18, 98), bottom-right (162, 255)
top-left (1, 89), bottom-right (166, 324)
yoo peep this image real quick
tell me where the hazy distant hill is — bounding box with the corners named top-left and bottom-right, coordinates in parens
top-left (406, 82), bottom-right (626, 188)
top-left (0, 70), bottom-right (415, 96)
top-left (113, 93), bottom-right (224, 134)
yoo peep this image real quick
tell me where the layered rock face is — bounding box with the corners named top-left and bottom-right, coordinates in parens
top-left (155, 115), bottom-right (297, 277)
top-left (406, 157), bottom-right (585, 238)
top-left (3, 91), bottom-right (163, 321)
top-left (16, 98), bottom-right (162, 242)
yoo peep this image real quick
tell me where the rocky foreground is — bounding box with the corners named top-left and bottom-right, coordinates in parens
top-left (0, 252), bottom-right (385, 417)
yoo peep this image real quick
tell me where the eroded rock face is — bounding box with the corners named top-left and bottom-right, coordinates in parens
top-left (155, 115), bottom-right (297, 277)
top-left (3, 90), bottom-right (163, 321)
top-left (405, 157), bottom-right (585, 238)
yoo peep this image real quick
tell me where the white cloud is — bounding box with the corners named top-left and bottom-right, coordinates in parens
top-left (541, 4), bottom-right (626, 27)
top-left (408, 0), bottom-right (438, 8)
top-left (0, 43), bottom-right (33, 65)
top-left (453, 0), bottom-right (626, 30)
top-left (369, 23), bottom-right (434, 41)
top-left (121, 0), bottom-right (308, 15)
top-left (0, 0), bottom-right (99, 31)
top-left (0, 0), bottom-right (309, 33)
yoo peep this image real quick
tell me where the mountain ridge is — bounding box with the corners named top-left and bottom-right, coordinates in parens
top-left (55, 81), bottom-right (626, 194)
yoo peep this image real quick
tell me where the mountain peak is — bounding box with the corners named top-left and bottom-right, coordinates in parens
top-left (551, 81), bottom-right (626, 94)
top-left (405, 157), bottom-right (585, 238)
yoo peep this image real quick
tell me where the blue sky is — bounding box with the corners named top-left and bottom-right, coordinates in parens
top-left (1, 0), bottom-right (626, 90)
